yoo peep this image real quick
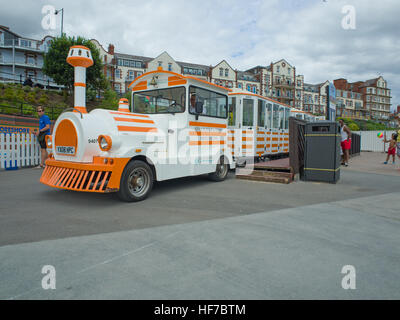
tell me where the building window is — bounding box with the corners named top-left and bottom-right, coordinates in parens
top-left (158, 61), bottom-right (162, 67)
top-left (168, 63), bottom-right (172, 71)
top-left (115, 84), bottom-right (120, 93)
top-left (115, 69), bottom-right (121, 78)
top-left (27, 70), bottom-right (35, 80)
top-left (225, 68), bottom-right (229, 77)
top-left (219, 68), bottom-right (223, 76)
top-left (288, 68), bottom-right (291, 75)
top-left (20, 39), bottom-right (31, 47)
top-left (276, 66), bottom-right (280, 73)
top-left (128, 70), bottom-right (134, 80)
top-left (246, 84), bottom-right (251, 92)
top-left (238, 83), bottom-right (242, 89)
top-left (27, 56), bottom-right (35, 65)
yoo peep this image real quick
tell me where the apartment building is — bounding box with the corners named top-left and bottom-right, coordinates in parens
top-left (302, 81), bottom-right (333, 115)
top-left (334, 77), bottom-right (391, 121)
top-left (246, 59), bottom-right (304, 109)
top-left (0, 25), bottom-right (59, 88)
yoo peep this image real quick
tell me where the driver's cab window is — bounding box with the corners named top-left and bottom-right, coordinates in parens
top-left (133, 87), bottom-right (185, 114)
top-left (189, 86), bottom-right (227, 118)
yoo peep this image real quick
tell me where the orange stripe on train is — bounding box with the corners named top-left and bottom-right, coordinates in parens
top-left (117, 126), bottom-right (158, 133)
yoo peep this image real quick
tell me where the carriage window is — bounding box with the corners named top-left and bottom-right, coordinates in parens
top-left (228, 97), bottom-right (236, 126)
top-left (242, 99), bottom-right (254, 126)
top-left (189, 86), bottom-right (227, 118)
top-left (284, 108), bottom-right (290, 129)
top-left (265, 103), bottom-right (272, 129)
top-left (133, 87), bottom-right (185, 114)
top-left (272, 104), bottom-right (279, 128)
top-left (279, 107), bottom-right (285, 129)
top-left (257, 99), bottom-right (265, 127)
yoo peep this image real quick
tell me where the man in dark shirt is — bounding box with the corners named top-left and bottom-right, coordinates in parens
top-left (35, 106), bottom-right (51, 168)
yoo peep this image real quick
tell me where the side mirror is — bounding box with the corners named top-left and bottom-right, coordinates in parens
top-left (195, 101), bottom-right (203, 114)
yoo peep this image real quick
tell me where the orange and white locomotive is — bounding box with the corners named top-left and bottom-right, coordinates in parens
top-left (40, 46), bottom-right (234, 201)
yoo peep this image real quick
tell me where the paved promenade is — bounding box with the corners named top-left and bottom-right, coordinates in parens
top-left (0, 152), bottom-right (399, 299)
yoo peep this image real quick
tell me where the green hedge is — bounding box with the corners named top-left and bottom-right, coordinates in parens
top-left (337, 117), bottom-right (390, 131)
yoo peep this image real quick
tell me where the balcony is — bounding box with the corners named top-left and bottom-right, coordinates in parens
top-left (0, 59), bottom-right (42, 69)
top-left (0, 39), bottom-right (42, 53)
top-left (274, 80), bottom-right (294, 89)
top-left (337, 103), bottom-right (345, 109)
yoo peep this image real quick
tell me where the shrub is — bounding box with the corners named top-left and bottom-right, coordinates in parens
top-left (348, 123), bottom-right (360, 131)
top-left (86, 88), bottom-right (97, 102)
top-left (23, 104), bottom-right (35, 116)
top-left (3, 87), bottom-right (16, 101)
top-left (38, 94), bottom-right (49, 106)
top-left (16, 89), bottom-right (26, 102)
top-left (26, 91), bottom-right (37, 105)
top-left (23, 85), bottom-right (31, 93)
top-left (98, 89), bottom-right (118, 110)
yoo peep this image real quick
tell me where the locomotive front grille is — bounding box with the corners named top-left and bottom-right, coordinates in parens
top-left (40, 165), bottom-right (111, 193)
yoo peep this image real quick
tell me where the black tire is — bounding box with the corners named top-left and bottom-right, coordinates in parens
top-left (208, 156), bottom-right (229, 182)
top-left (117, 160), bottom-right (154, 202)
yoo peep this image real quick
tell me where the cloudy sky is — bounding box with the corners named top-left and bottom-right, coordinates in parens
top-left (1, 0), bottom-right (399, 110)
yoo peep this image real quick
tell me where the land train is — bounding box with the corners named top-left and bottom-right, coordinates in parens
top-left (40, 46), bottom-right (318, 201)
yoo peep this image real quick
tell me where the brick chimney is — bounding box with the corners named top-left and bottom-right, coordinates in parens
top-left (108, 44), bottom-right (114, 55)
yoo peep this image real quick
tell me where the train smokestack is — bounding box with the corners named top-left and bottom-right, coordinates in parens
top-left (66, 45), bottom-right (94, 114)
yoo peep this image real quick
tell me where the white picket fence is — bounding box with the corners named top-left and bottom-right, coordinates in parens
top-left (0, 133), bottom-right (41, 169)
top-left (354, 130), bottom-right (397, 152)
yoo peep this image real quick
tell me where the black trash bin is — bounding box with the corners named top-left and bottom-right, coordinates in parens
top-left (303, 121), bottom-right (341, 183)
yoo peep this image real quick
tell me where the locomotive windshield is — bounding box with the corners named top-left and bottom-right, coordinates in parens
top-left (133, 87), bottom-right (186, 114)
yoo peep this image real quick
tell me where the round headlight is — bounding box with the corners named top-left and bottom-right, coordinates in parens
top-left (98, 135), bottom-right (112, 151)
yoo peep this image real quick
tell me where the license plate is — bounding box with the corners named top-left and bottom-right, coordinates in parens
top-left (56, 146), bottom-right (75, 155)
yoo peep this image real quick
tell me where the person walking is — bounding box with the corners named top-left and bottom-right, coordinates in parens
top-left (34, 106), bottom-right (51, 168)
top-left (339, 119), bottom-right (351, 166)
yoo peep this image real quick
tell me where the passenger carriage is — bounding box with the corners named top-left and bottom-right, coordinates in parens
top-left (227, 89), bottom-right (291, 162)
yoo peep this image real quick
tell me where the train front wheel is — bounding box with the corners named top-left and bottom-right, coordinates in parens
top-left (117, 160), bottom-right (154, 202)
